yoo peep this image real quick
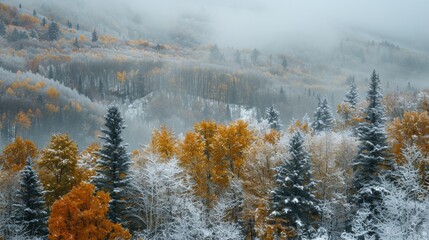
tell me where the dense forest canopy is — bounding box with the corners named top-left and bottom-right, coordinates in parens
top-left (0, 1), bottom-right (428, 239)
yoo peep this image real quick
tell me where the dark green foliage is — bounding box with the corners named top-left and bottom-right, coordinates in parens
top-left (13, 158), bottom-right (48, 238)
top-left (41, 17), bottom-right (46, 27)
top-left (47, 21), bottom-right (60, 41)
top-left (351, 70), bottom-right (394, 236)
top-left (92, 29), bottom-right (98, 42)
top-left (270, 131), bottom-right (319, 236)
top-left (33, 9), bottom-right (36, 16)
top-left (281, 57), bottom-right (288, 70)
top-left (92, 106), bottom-right (134, 229)
top-left (73, 37), bottom-right (79, 48)
top-left (311, 96), bottom-right (334, 133)
top-left (7, 28), bottom-right (28, 42)
top-left (29, 29), bottom-right (37, 39)
top-left (48, 65), bottom-right (54, 79)
top-left (265, 105), bottom-right (282, 131)
top-left (344, 78), bottom-right (358, 108)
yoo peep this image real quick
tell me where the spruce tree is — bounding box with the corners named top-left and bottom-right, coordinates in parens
top-left (73, 37), bottom-right (79, 48)
top-left (311, 96), bottom-right (334, 133)
top-left (33, 9), bottom-right (36, 16)
top-left (92, 29), bottom-right (98, 42)
top-left (41, 17), bottom-right (46, 27)
top-left (48, 65), bottom-right (54, 79)
top-left (14, 158), bottom-right (48, 238)
top-left (265, 105), bottom-right (282, 131)
top-left (47, 22), bottom-right (60, 41)
top-left (270, 131), bottom-right (319, 237)
top-left (350, 70), bottom-right (394, 237)
top-left (0, 21), bottom-right (6, 37)
top-left (92, 106), bottom-right (133, 229)
top-left (344, 78), bottom-right (358, 108)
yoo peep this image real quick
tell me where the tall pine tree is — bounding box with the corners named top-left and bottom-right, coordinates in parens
top-left (311, 97), bottom-right (334, 133)
top-left (344, 78), bottom-right (358, 108)
top-left (92, 106), bottom-right (134, 229)
top-left (350, 70), bottom-right (394, 237)
top-left (92, 29), bottom-right (98, 42)
top-left (47, 22), bottom-right (60, 41)
top-left (13, 158), bottom-right (48, 238)
top-left (270, 131), bottom-right (319, 238)
top-left (265, 105), bottom-right (282, 131)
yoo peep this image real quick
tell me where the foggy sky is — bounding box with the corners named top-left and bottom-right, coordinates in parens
top-left (8, 0), bottom-right (429, 52)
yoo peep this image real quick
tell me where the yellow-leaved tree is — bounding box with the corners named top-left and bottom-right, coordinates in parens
top-left (1, 137), bottom-right (38, 172)
top-left (388, 111), bottom-right (429, 188)
top-left (149, 126), bottom-right (177, 160)
top-left (38, 133), bottom-right (79, 206)
top-left (48, 182), bottom-right (131, 240)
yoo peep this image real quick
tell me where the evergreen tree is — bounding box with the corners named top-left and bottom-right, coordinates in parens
top-left (47, 21), bottom-right (60, 41)
top-left (33, 9), bottom-right (36, 16)
top-left (311, 97), bottom-right (334, 133)
top-left (76, 23), bottom-right (80, 30)
top-left (270, 131), bottom-right (319, 237)
top-left (41, 17), bottom-right (46, 27)
top-left (279, 86), bottom-right (286, 102)
top-left (92, 29), bottom-right (98, 42)
top-left (344, 78), bottom-right (358, 108)
top-left (0, 21), bottom-right (7, 37)
top-left (29, 29), bottom-right (37, 39)
top-left (350, 70), bottom-right (394, 237)
top-left (281, 57), bottom-right (288, 70)
top-left (92, 106), bottom-right (134, 229)
top-left (265, 105), bottom-right (282, 131)
top-left (73, 37), bottom-right (79, 48)
top-left (251, 48), bottom-right (260, 65)
top-left (48, 65), bottom-right (54, 79)
top-left (225, 104), bottom-right (232, 121)
top-left (13, 158), bottom-right (48, 238)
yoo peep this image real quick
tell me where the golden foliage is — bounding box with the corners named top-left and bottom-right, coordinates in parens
top-left (99, 35), bottom-right (119, 45)
top-left (6, 87), bottom-right (14, 95)
top-left (47, 87), bottom-right (60, 100)
top-left (150, 126), bottom-right (177, 160)
top-left (18, 14), bottom-right (40, 29)
top-left (48, 182), bottom-right (131, 240)
top-left (38, 134), bottom-right (79, 206)
top-left (116, 71), bottom-right (127, 83)
top-left (211, 120), bottom-right (254, 183)
top-left (388, 111), bottom-right (429, 163)
top-left (1, 137), bottom-right (38, 172)
top-left (15, 111), bottom-right (31, 130)
top-left (79, 34), bottom-right (88, 42)
top-left (288, 119), bottom-right (310, 134)
top-left (178, 131), bottom-right (209, 200)
top-left (45, 103), bottom-right (60, 113)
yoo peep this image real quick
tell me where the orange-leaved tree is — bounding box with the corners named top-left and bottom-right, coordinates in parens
top-left (48, 182), bottom-right (131, 240)
top-left (1, 137), bottom-right (38, 172)
top-left (149, 126), bottom-right (177, 160)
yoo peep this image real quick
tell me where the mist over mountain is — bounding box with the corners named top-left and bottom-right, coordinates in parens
top-left (0, 1), bottom-right (429, 239)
